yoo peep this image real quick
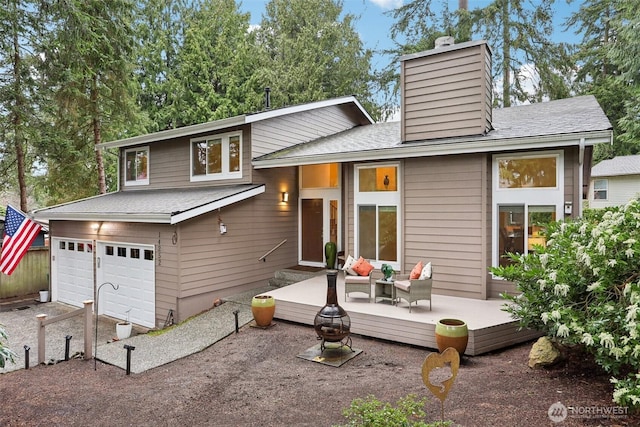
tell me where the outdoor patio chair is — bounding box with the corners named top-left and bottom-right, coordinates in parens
top-left (343, 255), bottom-right (374, 302)
top-left (344, 270), bottom-right (373, 301)
top-left (393, 267), bottom-right (433, 312)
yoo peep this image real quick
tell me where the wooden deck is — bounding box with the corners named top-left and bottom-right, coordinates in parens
top-left (260, 272), bottom-right (540, 356)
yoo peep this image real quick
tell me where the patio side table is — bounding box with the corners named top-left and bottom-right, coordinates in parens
top-left (375, 279), bottom-right (396, 304)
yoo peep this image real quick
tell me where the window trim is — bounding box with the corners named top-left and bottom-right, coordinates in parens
top-left (492, 151), bottom-right (564, 269)
top-left (353, 162), bottom-right (401, 269)
top-left (495, 152), bottom-right (559, 191)
top-left (124, 146), bottom-right (149, 186)
top-left (593, 178), bottom-right (608, 200)
top-left (190, 131), bottom-right (242, 182)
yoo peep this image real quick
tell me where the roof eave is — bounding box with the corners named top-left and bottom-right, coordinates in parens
top-left (97, 116), bottom-right (248, 149)
top-left (170, 184), bottom-right (265, 224)
top-left (36, 212), bottom-right (172, 223)
top-left (252, 131), bottom-right (613, 169)
top-left (246, 96), bottom-right (374, 125)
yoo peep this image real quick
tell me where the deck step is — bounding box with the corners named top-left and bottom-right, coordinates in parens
top-left (269, 268), bottom-right (326, 288)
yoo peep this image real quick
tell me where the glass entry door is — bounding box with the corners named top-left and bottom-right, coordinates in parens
top-left (299, 163), bottom-right (341, 267)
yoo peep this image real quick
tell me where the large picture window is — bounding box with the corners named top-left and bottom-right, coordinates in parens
top-left (493, 152), bottom-right (564, 268)
top-left (354, 164), bottom-right (400, 267)
top-left (498, 155), bottom-right (557, 189)
top-left (124, 147), bottom-right (149, 186)
top-left (191, 132), bottom-right (241, 181)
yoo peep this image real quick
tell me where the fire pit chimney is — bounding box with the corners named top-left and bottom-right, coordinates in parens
top-left (314, 270), bottom-right (352, 351)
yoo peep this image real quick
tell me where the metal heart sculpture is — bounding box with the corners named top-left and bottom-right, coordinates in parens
top-left (421, 347), bottom-right (460, 403)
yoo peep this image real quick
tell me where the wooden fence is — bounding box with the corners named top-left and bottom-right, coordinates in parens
top-left (0, 247), bottom-right (50, 299)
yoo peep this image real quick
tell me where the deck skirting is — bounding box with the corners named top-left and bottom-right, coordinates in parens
top-left (262, 274), bottom-right (540, 356)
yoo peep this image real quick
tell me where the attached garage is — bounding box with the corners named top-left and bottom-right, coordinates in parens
top-left (97, 242), bottom-right (156, 328)
top-left (52, 238), bottom-right (94, 307)
top-left (52, 237), bottom-right (156, 328)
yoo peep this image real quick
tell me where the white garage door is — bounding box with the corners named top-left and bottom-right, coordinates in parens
top-left (97, 242), bottom-right (156, 328)
top-left (53, 238), bottom-right (94, 308)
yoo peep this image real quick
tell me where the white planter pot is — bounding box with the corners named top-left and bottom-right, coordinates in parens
top-left (116, 322), bottom-right (132, 340)
top-left (39, 291), bottom-right (49, 303)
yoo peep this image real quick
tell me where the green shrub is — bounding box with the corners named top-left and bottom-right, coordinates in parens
top-left (335, 394), bottom-right (451, 427)
top-left (492, 198), bottom-right (640, 408)
top-left (1, 325), bottom-right (16, 369)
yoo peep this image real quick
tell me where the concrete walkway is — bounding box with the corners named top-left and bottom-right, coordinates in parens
top-left (0, 286), bottom-right (272, 374)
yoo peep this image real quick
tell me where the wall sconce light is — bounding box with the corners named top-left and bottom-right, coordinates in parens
top-left (281, 192), bottom-right (289, 203)
top-left (91, 222), bottom-right (103, 233)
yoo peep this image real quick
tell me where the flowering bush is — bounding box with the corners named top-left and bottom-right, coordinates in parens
top-left (491, 198), bottom-right (640, 408)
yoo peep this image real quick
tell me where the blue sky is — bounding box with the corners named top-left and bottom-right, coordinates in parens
top-left (239, 0), bottom-right (582, 74)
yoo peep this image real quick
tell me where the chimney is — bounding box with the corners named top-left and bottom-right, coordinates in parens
top-left (399, 40), bottom-right (493, 142)
top-left (264, 87), bottom-right (271, 110)
top-left (435, 36), bottom-right (455, 48)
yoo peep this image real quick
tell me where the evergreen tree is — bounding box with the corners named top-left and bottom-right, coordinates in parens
top-left (255, 0), bottom-right (379, 118)
top-left (0, 0), bottom-right (42, 211)
top-left (40, 0), bottom-right (143, 202)
top-left (566, 0), bottom-right (639, 161)
top-left (385, 0), bottom-right (564, 108)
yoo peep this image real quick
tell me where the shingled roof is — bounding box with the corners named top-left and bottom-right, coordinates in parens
top-left (33, 184), bottom-right (265, 224)
top-left (591, 155), bottom-right (640, 177)
top-left (252, 95), bottom-right (612, 168)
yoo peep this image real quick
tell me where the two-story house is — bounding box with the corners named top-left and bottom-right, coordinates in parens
top-left (34, 40), bottom-right (612, 330)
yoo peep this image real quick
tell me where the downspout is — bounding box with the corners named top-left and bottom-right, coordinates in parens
top-left (578, 138), bottom-right (585, 218)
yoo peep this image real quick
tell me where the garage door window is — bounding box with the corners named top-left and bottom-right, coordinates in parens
top-left (144, 250), bottom-right (154, 261)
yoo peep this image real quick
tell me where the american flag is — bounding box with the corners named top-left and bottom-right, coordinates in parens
top-left (0, 205), bottom-right (42, 275)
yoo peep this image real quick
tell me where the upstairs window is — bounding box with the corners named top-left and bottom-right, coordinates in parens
top-left (125, 147), bottom-right (149, 186)
top-left (498, 155), bottom-right (557, 189)
top-left (191, 132), bottom-right (242, 181)
top-left (594, 179), bottom-right (608, 200)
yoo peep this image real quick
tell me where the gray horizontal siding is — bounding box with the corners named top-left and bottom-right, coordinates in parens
top-left (403, 155), bottom-right (486, 298)
top-left (401, 42), bottom-right (491, 142)
top-left (122, 126), bottom-right (251, 191)
top-left (251, 105), bottom-right (360, 158)
top-left (176, 167), bottom-right (298, 302)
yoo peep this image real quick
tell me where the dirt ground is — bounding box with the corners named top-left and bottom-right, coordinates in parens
top-left (1, 319), bottom-right (637, 427)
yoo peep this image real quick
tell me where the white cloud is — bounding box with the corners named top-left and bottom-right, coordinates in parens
top-left (369, 0), bottom-right (403, 10)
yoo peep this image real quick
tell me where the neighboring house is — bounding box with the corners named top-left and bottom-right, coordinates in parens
top-left (588, 154), bottom-right (640, 208)
top-left (34, 40), bottom-right (612, 328)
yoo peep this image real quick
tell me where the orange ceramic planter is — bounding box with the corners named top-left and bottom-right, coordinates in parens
top-left (435, 318), bottom-right (468, 355)
top-left (251, 295), bottom-right (276, 327)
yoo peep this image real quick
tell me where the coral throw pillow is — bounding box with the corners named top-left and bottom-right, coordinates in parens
top-left (410, 261), bottom-right (423, 279)
top-left (352, 257), bottom-right (374, 276)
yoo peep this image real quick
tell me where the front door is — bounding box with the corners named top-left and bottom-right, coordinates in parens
top-left (301, 199), bottom-right (323, 262)
top-left (299, 163), bottom-right (341, 267)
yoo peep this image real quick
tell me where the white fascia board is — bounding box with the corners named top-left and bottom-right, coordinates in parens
top-left (246, 96), bottom-right (374, 125)
top-left (97, 116), bottom-right (247, 149)
top-left (252, 131), bottom-right (613, 169)
top-left (170, 185), bottom-right (265, 224)
top-left (37, 212), bottom-right (171, 223)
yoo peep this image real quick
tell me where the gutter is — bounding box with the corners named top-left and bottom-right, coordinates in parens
top-left (252, 130), bottom-right (614, 169)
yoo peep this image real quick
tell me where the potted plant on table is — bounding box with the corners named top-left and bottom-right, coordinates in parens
top-left (381, 264), bottom-right (394, 281)
top-left (116, 309), bottom-right (132, 340)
